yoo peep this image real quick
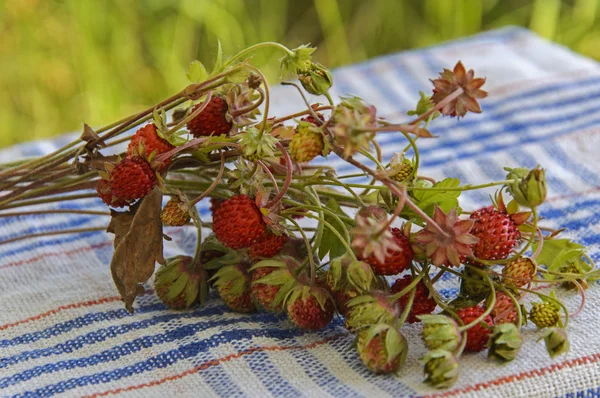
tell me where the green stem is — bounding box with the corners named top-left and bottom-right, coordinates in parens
top-left (224, 42), bottom-right (294, 68)
top-left (389, 273), bottom-right (424, 302)
top-left (408, 180), bottom-right (517, 192)
top-left (282, 215), bottom-right (316, 282)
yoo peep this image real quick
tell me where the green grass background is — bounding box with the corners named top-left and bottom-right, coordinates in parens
top-left (1, 0), bottom-right (599, 147)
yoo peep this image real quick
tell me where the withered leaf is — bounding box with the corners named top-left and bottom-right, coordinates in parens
top-left (108, 189), bottom-right (165, 313)
top-left (81, 123), bottom-right (107, 148)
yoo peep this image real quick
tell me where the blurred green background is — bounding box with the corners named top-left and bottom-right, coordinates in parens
top-left (2, 0), bottom-right (599, 147)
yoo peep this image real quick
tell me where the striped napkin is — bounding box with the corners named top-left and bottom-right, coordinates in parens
top-left (1, 27), bottom-right (599, 397)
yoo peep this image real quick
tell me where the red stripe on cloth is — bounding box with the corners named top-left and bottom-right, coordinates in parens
top-left (0, 295), bottom-right (121, 331)
top-left (0, 289), bottom-right (154, 331)
top-left (0, 228), bottom-right (186, 270)
top-left (81, 334), bottom-right (347, 398)
top-left (546, 186), bottom-right (600, 203)
top-left (423, 352), bottom-right (600, 398)
top-left (0, 241), bottom-right (112, 270)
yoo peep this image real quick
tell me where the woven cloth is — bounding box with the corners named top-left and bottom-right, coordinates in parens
top-left (1, 27), bottom-right (600, 398)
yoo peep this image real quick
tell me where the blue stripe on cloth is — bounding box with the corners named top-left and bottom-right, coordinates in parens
top-left (242, 351), bottom-right (303, 397)
top-left (0, 230), bottom-right (106, 261)
top-left (420, 113), bottom-right (600, 168)
top-left (193, 351), bottom-right (246, 398)
top-left (0, 304), bottom-right (229, 368)
top-left (0, 215), bottom-right (98, 243)
top-left (544, 141), bottom-right (600, 187)
top-left (1, 312), bottom-right (294, 389)
top-left (276, 336), bottom-right (366, 398)
top-left (561, 387), bottom-right (600, 397)
top-left (13, 327), bottom-right (344, 397)
top-left (0, 299), bottom-right (166, 348)
top-left (369, 75), bottom-right (600, 155)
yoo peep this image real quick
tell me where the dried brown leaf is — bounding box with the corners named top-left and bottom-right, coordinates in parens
top-left (81, 123), bottom-right (106, 148)
top-left (108, 189), bottom-right (165, 313)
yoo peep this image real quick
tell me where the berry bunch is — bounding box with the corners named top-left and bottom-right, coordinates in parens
top-left (1, 42), bottom-right (594, 390)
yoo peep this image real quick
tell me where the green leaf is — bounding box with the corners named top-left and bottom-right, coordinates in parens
top-left (405, 178), bottom-right (461, 222)
top-left (163, 130), bottom-right (189, 147)
top-left (533, 238), bottom-right (588, 280)
top-left (213, 39), bottom-right (223, 74)
top-left (317, 198), bottom-right (353, 260)
top-left (186, 60), bottom-right (208, 83)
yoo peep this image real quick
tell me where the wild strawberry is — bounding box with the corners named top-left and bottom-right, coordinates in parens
top-left (391, 276), bottom-right (436, 323)
top-left (109, 157), bottom-right (157, 202)
top-left (250, 233), bottom-right (288, 259)
top-left (357, 324), bottom-right (408, 374)
top-left (211, 264), bottom-right (255, 313)
top-left (212, 194), bottom-right (266, 249)
top-left (490, 292), bottom-right (519, 325)
top-left (345, 291), bottom-right (400, 331)
top-left (96, 179), bottom-right (130, 208)
top-left (559, 262), bottom-right (588, 290)
top-left (154, 256), bottom-right (207, 310)
top-left (470, 206), bottom-right (521, 260)
top-left (456, 306), bottom-right (492, 352)
top-left (360, 228), bottom-right (412, 275)
top-left (325, 256), bottom-right (376, 315)
top-left (389, 162), bottom-right (413, 183)
top-left (286, 284), bottom-right (335, 330)
top-left (127, 124), bottom-right (174, 167)
top-left (250, 257), bottom-right (299, 313)
top-left (529, 302), bottom-right (559, 329)
top-left (289, 125), bottom-right (324, 163)
top-left (160, 197), bottom-right (191, 227)
top-left (502, 257), bottom-right (536, 287)
top-left (186, 96), bottom-right (232, 137)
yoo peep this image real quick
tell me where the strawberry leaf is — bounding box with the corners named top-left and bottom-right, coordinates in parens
top-left (187, 60), bottom-right (209, 83)
top-left (533, 238), bottom-right (590, 280)
top-left (404, 178), bottom-right (461, 223)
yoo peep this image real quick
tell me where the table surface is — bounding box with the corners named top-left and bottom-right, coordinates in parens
top-left (1, 27), bottom-right (600, 398)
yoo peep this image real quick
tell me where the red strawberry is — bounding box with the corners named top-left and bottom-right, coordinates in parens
top-left (456, 306), bottom-right (492, 352)
top-left (391, 276), bottom-right (436, 323)
top-left (251, 267), bottom-right (283, 312)
top-left (286, 284), bottom-right (334, 330)
top-left (96, 179), bottom-right (130, 208)
top-left (212, 194), bottom-right (266, 249)
top-left (211, 264), bottom-right (255, 313)
top-left (470, 206), bottom-right (521, 260)
top-left (109, 157), bottom-right (157, 202)
top-left (186, 96), bottom-right (232, 137)
top-left (127, 124), bottom-right (174, 167)
top-left (360, 228), bottom-right (412, 275)
top-left (250, 233), bottom-right (288, 259)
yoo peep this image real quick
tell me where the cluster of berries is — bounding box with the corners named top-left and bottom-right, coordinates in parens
top-left (5, 42), bottom-right (591, 390)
